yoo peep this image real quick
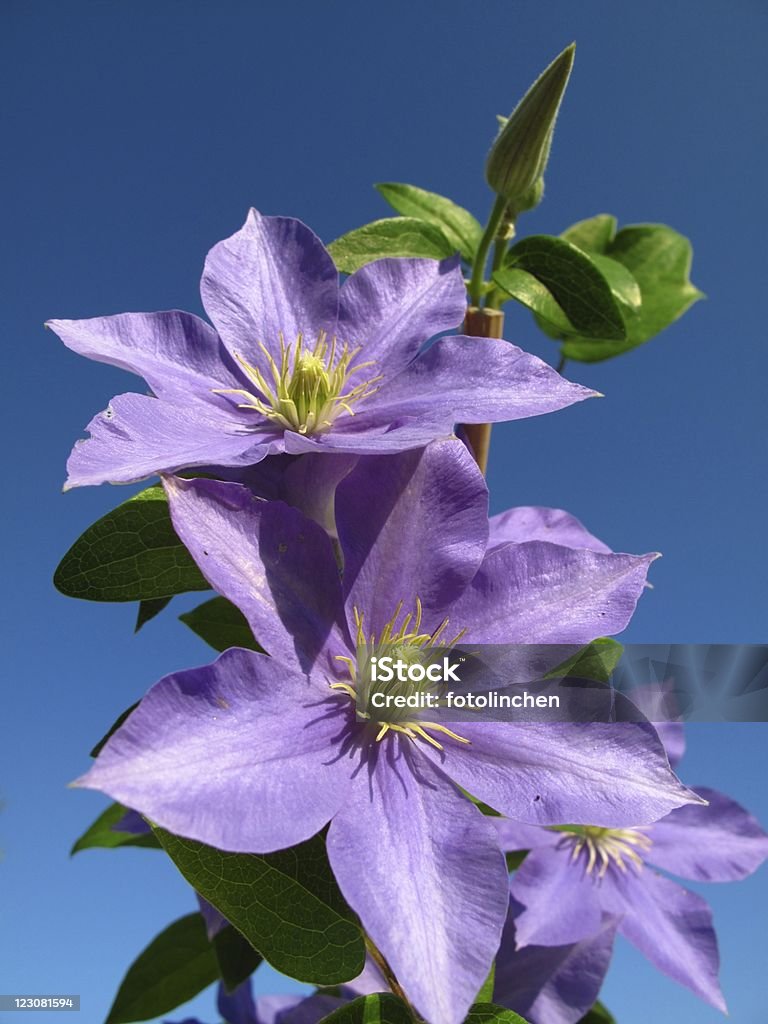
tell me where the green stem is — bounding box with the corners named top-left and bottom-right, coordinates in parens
top-left (556, 352), bottom-right (568, 374)
top-left (484, 232), bottom-right (512, 310)
top-left (468, 195), bottom-right (508, 305)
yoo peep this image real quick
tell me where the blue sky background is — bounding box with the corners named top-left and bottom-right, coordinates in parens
top-left (2, 1), bottom-right (767, 1022)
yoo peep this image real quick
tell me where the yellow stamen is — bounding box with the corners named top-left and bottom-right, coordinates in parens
top-left (213, 331), bottom-right (382, 435)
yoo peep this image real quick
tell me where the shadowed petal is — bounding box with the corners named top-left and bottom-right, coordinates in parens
top-left (217, 980), bottom-right (257, 1024)
top-left (338, 256), bottom-right (466, 373)
top-left (508, 847), bottom-right (604, 947)
top-left (450, 542), bottom-right (659, 644)
top-left (489, 507), bottom-right (610, 553)
top-left (75, 649), bottom-right (352, 852)
top-left (494, 911), bottom-right (617, 1024)
top-left (609, 869), bottom-right (727, 1012)
top-left (47, 311), bottom-right (243, 407)
top-left (326, 740), bottom-right (508, 1024)
top-left (423, 721), bottom-right (703, 827)
top-left (164, 477), bottom-right (347, 672)
top-left (362, 336), bottom-right (597, 426)
top-left (201, 209), bottom-right (339, 365)
top-left (282, 418), bottom-right (451, 456)
top-left (647, 786), bottom-right (768, 881)
top-left (492, 819), bottom-right (560, 853)
top-left (66, 393), bottom-right (275, 489)
top-left (335, 441), bottom-right (489, 635)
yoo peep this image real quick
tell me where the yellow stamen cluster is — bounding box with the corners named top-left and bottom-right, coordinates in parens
top-left (215, 331), bottom-right (382, 435)
top-left (330, 601), bottom-right (470, 751)
top-left (563, 826), bottom-right (652, 879)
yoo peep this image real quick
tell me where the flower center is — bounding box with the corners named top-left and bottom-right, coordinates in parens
top-left (215, 331), bottom-right (383, 435)
top-left (559, 825), bottom-right (652, 878)
top-left (330, 600), bottom-right (471, 751)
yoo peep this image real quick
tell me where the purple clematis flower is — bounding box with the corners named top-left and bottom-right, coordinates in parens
top-left (48, 210), bottom-right (595, 489)
top-left (165, 977), bottom-right (345, 1024)
top-left (495, 726), bottom-right (768, 1013)
top-left (76, 440), bottom-right (698, 1024)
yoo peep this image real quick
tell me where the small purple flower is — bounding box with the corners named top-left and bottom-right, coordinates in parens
top-left (495, 729), bottom-right (768, 1013)
top-left (48, 210), bottom-right (595, 489)
top-left (76, 440), bottom-right (697, 1024)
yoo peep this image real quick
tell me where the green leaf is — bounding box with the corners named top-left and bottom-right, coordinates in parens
top-left (179, 596), bottom-right (262, 653)
top-left (585, 253), bottom-right (641, 311)
top-left (489, 267), bottom-right (575, 336)
top-left (320, 993), bottom-right (413, 1023)
top-left (561, 213), bottom-right (617, 253)
top-left (578, 1001), bottom-right (617, 1024)
top-left (90, 702), bottom-right (140, 757)
top-left (546, 638), bottom-right (624, 684)
top-left (154, 828), bottom-right (365, 985)
top-left (498, 235), bottom-right (627, 340)
top-left (375, 183), bottom-right (482, 261)
top-left (328, 217), bottom-right (455, 273)
top-left (465, 1003), bottom-right (531, 1023)
top-left (70, 802), bottom-right (160, 855)
top-left (54, 487), bottom-right (210, 602)
top-left (560, 222), bottom-right (703, 362)
top-left (505, 850), bottom-right (528, 872)
top-left (476, 962), bottom-right (496, 1003)
top-left (134, 596), bottom-right (172, 632)
top-left (106, 913), bottom-right (219, 1024)
top-left (211, 924), bottom-right (262, 994)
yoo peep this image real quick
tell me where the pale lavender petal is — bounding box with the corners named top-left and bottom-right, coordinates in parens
top-left (655, 722), bottom-right (686, 768)
top-left (326, 741), bottom-right (508, 1024)
top-left (450, 542), bottom-right (659, 644)
top-left (75, 649), bottom-right (352, 852)
top-left (494, 911), bottom-right (617, 1024)
top-left (508, 847), bottom-right (604, 947)
top-left (338, 256), bottom-right (465, 373)
top-left (489, 507), bottom-right (610, 553)
top-left (647, 786), bottom-right (768, 881)
top-left (47, 311), bottom-right (243, 407)
top-left (201, 209), bottom-right (339, 365)
top-left (625, 685), bottom-right (686, 766)
top-left (492, 819), bottom-right (559, 852)
top-left (362, 337), bottom-right (596, 426)
top-left (335, 441), bottom-right (489, 634)
top-left (164, 477), bottom-right (347, 672)
top-left (66, 393), bottom-right (275, 489)
top-left (423, 721), bottom-right (703, 826)
top-left (610, 869), bottom-right (726, 1011)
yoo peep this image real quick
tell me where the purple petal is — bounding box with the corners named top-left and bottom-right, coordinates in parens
top-left (217, 980), bottom-right (257, 1024)
top-left (164, 477), bottom-right (347, 672)
top-left (450, 542), bottom-right (659, 644)
top-left (326, 740), bottom-right (508, 1024)
top-left (279, 453), bottom-right (359, 536)
top-left (423, 721), bottom-right (703, 827)
top-left (362, 336), bottom-right (597, 426)
top-left (197, 895), bottom-right (227, 940)
top-left (625, 685), bottom-right (686, 767)
top-left (282, 418), bottom-right (451, 456)
top-left (47, 311), bottom-right (242, 407)
top-left (66, 393), bottom-right (276, 489)
top-left (265, 994), bottom-right (347, 1024)
top-left (111, 808), bottom-right (151, 835)
top-left (509, 847), bottom-right (604, 947)
top-left (335, 441), bottom-right (489, 634)
top-left (610, 869), bottom-right (726, 1011)
top-left (647, 786), bottom-right (768, 881)
top-left (201, 209), bottom-right (339, 365)
top-left (338, 256), bottom-right (466, 373)
top-left (489, 507), bottom-right (610, 553)
top-left (75, 649), bottom-right (352, 852)
top-left (494, 911), bottom-right (617, 1024)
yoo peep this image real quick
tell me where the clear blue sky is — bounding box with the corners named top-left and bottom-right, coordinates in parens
top-left (2, 2), bottom-right (766, 1022)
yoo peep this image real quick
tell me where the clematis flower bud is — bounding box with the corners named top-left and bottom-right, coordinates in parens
top-left (486, 43), bottom-right (575, 210)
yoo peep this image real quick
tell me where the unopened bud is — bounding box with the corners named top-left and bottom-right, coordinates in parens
top-left (486, 44), bottom-right (575, 207)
